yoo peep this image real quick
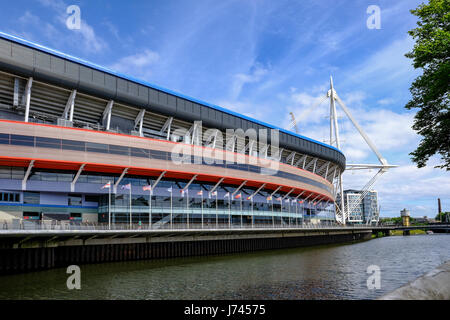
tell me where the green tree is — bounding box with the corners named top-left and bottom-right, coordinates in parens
top-left (405, 0), bottom-right (450, 170)
top-left (435, 211), bottom-right (450, 222)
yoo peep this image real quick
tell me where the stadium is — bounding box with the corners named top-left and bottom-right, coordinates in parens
top-left (0, 32), bottom-right (346, 228)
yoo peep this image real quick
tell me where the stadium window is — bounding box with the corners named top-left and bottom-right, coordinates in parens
top-left (23, 192), bottom-right (40, 204)
top-left (130, 148), bottom-right (149, 158)
top-left (36, 137), bottom-right (61, 149)
top-left (0, 133), bottom-right (9, 144)
top-left (0, 167), bottom-right (11, 179)
top-left (62, 139), bottom-right (85, 151)
top-left (10, 134), bottom-right (34, 146)
top-left (86, 142), bottom-right (108, 153)
top-left (68, 194), bottom-right (82, 206)
top-left (84, 195), bottom-right (99, 203)
top-left (109, 144), bottom-right (130, 156)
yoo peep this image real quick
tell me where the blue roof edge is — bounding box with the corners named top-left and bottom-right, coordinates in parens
top-left (0, 31), bottom-right (343, 155)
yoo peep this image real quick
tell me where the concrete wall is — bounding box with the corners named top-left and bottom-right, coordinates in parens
top-left (0, 229), bottom-right (372, 273)
top-left (379, 260), bottom-right (450, 300)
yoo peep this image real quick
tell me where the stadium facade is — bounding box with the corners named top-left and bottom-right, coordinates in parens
top-left (0, 32), bottom-right (346, 227)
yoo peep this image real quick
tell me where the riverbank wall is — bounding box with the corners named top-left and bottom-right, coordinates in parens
top-left (0, 228), bottom-right (372, 274)
top-left (379, 260), bottom-right (450, 300)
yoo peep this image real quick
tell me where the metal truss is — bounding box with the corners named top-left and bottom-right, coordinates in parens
top-left (326, 76), bottom-right (397, 224)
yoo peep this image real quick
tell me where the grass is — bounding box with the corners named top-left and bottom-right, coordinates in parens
top-left (391, 229), bottom-right (427, 236)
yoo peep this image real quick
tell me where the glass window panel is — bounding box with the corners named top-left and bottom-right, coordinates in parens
top-left (36, 137), bottom-right (61, 149)
top-left (41, 172), bottom-right (58, 181)
top-left (0, 133), bottom-right (9, 144)
top-left (85, 195), bottom-right (99, 203)
top-left (109, 145), bottom-right (130, 156)
top-left (150, 150), bottom-right (167, 160)
top-left (68, 194), bottom-right (82, 206)
top-left (62, 139), bottom-right (85, 151)
top-left (87, 175), bottom-right (102, 184)
top-left (130, 148), bottom-right (149, 158)
top-left (29, 171), bottom-right (41, 181)
top-left (57, 173), bottom-right (73, 182)
top-left (23, 192), bottom-right (40, 204)
top-left (0, 167), bottom-right (11, 179)
top-left (86, 142), bottom-right (108, 153)
top-left (11, 168), bottom-right (24, 180)
top-left (10, 134), bottom-right (34, 146)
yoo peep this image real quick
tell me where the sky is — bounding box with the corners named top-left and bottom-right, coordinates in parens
top-left (1, 0), bottom-right (448, 217)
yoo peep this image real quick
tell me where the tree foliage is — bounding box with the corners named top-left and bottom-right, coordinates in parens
top-left (405, 0), bottom-right (450, 170)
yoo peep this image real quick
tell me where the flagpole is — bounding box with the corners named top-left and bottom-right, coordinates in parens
top-left (215, 192), bottom-right (218, 229)
top-left (229, 195), bottom-right (231, 228)
top-left (149, 188), bottom-right (152, 229)
top-left (240, 194), bottom-right (243, 228)
top-left (272, 199), bottom-right (274, 228)
top-left (186, 189), bottom-right (189, 229)
top-left (251, 197), bottom-right (254, 228)
top-left (302, 202), bottom-right (304, 227)
top-left (288, 199), bottom-right (291, 227)
top-left (129, 185), bottom-right (132, 229)
top-left (108, 181), bottom-right (111, 230)
top-left (279, 199), bottom-right (282, 227)
top-left (170, 188), bottom-right (173, 229)
top-left (201, 191), bottom-right (204, 229)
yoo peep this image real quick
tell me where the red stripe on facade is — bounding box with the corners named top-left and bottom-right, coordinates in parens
top-left (0, 156), bottom-right (332, 202)
top-left (0, 119), bottom-right (334, 184)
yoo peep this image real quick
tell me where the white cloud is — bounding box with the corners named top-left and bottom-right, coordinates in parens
top-left (34, 0), bottom-right (107, 54)
top-left (231, 64), bottom-right (269, 100)
top-left (283, 86), bottom-right (418, 163)
top-left (109, 50), bottom-right (160, 80)
top-left (217, 99), bottom-right (273, 123)
top-left (377, 98), bottom-right (395, 106)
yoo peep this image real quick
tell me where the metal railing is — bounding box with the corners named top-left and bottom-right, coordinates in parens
top-left (0, 219), bottom-right (379, 232)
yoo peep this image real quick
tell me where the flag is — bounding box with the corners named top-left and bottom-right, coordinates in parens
top-left (167, 187), bottom-right (173, 193)
top-left (197, 190), bottom-right (203, 196)
top-left (266, 196), bottom-right (272, 201)
top-left (180, 189), bottom-right (185, 197)
top-left (277, 197), bottom-right (282, 202)
top-left (235, 193), bottom-right (242, 199)
top-left (143, 185), bottom-right (152, 191)
top-left (211, 191), bottom-right (217, 196)
top-left (224, 192), bottom-right (230, 198)
top-left (299, 200), bottom-right (304, 204)
top-left (121, 183), bottom-right (131, 190)
top-left (246, 196), bottom-right (252, 201)
top-left (101, 182), bottom-right (111, 189)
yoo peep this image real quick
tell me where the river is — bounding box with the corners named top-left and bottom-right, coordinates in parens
top-left (0, 234), bottom-right (449, 300)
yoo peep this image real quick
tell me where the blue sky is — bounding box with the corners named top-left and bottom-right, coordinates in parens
top-left (1, 0), bottom-right (449, 217)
